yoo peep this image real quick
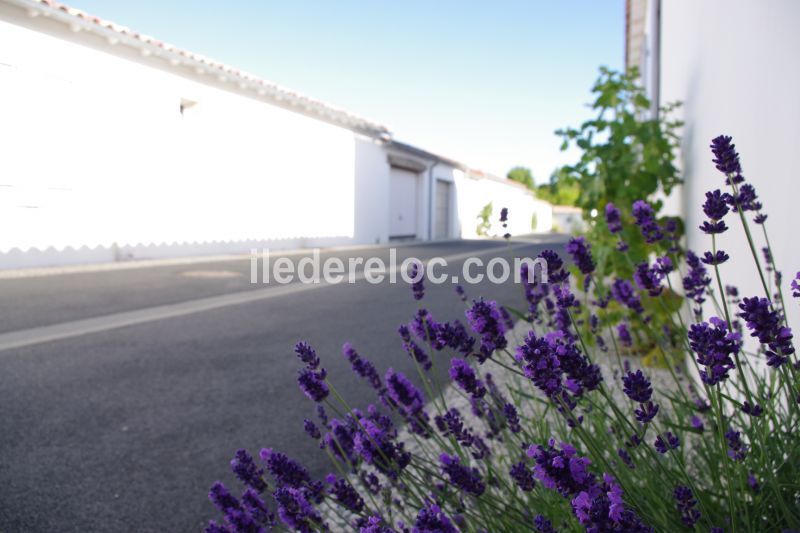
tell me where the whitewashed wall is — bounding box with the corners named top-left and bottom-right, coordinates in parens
top-left (659, 0), bottom-right (800, 331)
top-left (455, 174), bottom-right (552, 239)
top-left (0, 2), bottom-right (550, 269)
top-left (0, 9), bottom-right (358, 267)
top-left (354, 137), bottom-right (391, 245)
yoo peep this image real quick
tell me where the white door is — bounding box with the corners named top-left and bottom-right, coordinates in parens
top-left (389, 168), bottom-right (418, 238)
top-left (434, 180), bottom-right (451, 239)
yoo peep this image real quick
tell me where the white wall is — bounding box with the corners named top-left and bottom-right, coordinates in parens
top-left (659, 0), bottom-right (800, 330)
top-left (354, 137), bottom-right (390, 245)
top-left (0, 2), bottom-right (551, 268)
top-left (0, 7), bottom-right (359, 267)
top-left (456, 174), bottom-right (552, 239)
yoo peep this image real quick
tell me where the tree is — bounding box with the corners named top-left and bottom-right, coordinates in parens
top-left (506, 166), bottom-right (534, 189)
top-left (534, 168), bottom-right (581, 206)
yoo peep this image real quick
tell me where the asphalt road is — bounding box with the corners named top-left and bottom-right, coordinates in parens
top-left (0, 237), bottom-right (566, 532)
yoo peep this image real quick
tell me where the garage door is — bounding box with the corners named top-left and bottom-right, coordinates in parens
top-left (389, 168), bottom-right (418, 238)
top-left (434, 180), bottom-right (451, 239)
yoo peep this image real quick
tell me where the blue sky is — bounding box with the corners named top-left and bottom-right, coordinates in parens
top-left (68, 0), bottom-right (625, 182)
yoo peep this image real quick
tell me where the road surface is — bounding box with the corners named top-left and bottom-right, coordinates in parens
top-left (0, 237), bottom-right (566, 532)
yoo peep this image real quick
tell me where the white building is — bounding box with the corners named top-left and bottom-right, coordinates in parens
top-left (626, 0), bottom-right (800, 330)
top-left (0, 0), bottom-right (552, 269)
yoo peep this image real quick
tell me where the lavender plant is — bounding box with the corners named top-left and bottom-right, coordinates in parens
top-left (205, 136), bottom-right (800, 532)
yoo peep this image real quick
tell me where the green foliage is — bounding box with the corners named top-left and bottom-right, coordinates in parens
top-left (555, 66), bottom-right (682, 280)
top-left (556, 66), bottom-right (684, 356)
top-left (476, 201), bottom-right (493, 236)
top-left (506, 166), bottom-right (534, 189)
top-left (534, 168), bottom-right (581, 206)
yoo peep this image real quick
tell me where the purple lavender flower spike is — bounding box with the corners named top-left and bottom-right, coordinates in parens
top-left (632, 200), bottom-right (663, 243)
top-left (465, 298), bottom-right (508, 363)
top-left (701, 250), bottom-right (729, 266)
top-left (534, 514), bottom-right (556, 533)
top-left (664, 217), bottom-right (681, 252)
top-left (242, 488), bottom-right (275, 527)
top-left (273, 486), bottom-right (322, 531)
top-left (516, 331), bottom-right (563, 397)
top-left (739, 296), bottom-right (795, 367)
top-left (259, 448), bottom-right (312, 488)
top-left (358, 515), bottom-right (392, 533)
top-left (434, 319), bottom-right (476, 356)
top-left (325, 474), bottom-right (365, 513)
top-left (725, 429), bottom-right (747, 461)
top-left (622, 370), bottom-right (653, 403)
top-left (742, 401), bottom-right (763, 417)
top-left (385, 368), bottom-right (425, 417)
top-left (617, 323), bottom-right (633, 347)
top-left (204, 521), bottom-right (228, 533)
top-left (500, 206), bottom-right (508, 223)
top-left (612, 279), bottom-right (644, 313)
top-left (634, 401), bottom-right (659, 424)
top-left (295, 341), bottom-right (320, 369)
top-left (527, 440), bottom-right (595, 496)
top-left (538, 249), bottom-right (570, 283)
top-left (683, 251), bottom-right (712, 307)
top-left (655, 256), bottom-right (674, 276)
top-left (503, 403), bottom-right (521, 433)
top-left (343, 342), bottom-right (384, 390)
top-left (711, 135), bottom-right (742, 177)
top-left (409, 261), bottom-right (424, 301)
top-left (729, 183), bottom-right (761, 211)
top-left (566, 236), bottom-right (595, 275)
top-left (303, 419), bottom-right (321, 440)
top-left (618, 448), bottom-right (635, 469)
top-left (403, 339), bottom-right (432, 371)
top-left (605, 473), bottom-right (625, 523)
top-left (510, 462), bottom-right (535, 492)
top-left (499, 305), bottom-right (515, 330)
top-left (792, 272), bottom-right (800, 298)
top-left (700, 189), bottom-right (731, 234)
top-left (688, 317), bottom-right (741, 385)
top-left (455, 284), bottom-right (467, 301)
top-left (208, 486), bottom-right (262, 532)
top-left (633, 262), bottom-right (664, 297)
top-left (323, 419), bottom-right (356, 463)
top-left (674, 485), bottom-right (701, 527)
top-left (230, 449), bottom-right (267, 493)
top-left (297, 367), bottom-right (329, 402)
top-left (448, 358), bottom-right (487, 399)
top-left (413, 502), bottom-right (458, 533)
top-left (654, 432), bottom-right (679, 453)
top-left (440, 453), bottom-right (486, 496)
top-left (570, 473), bottom-right (651, 531)
top-left (605, 202), bottom-right (623, 233)
top-left (748, 472), bottom-right (760, 492)
top-left (208, 481), bottom-right (242, 517)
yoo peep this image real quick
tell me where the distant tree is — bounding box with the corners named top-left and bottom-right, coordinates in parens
top-left (534, 168), bottom-right (581, 206)
top-left (506, 166), bottom-right (534, 189)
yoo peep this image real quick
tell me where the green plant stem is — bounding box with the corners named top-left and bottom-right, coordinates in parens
top-left (727, 180), bottom-right (772, 305)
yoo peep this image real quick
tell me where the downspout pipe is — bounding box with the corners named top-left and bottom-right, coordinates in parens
top-left (651, 0), bottom-right (661, 119)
